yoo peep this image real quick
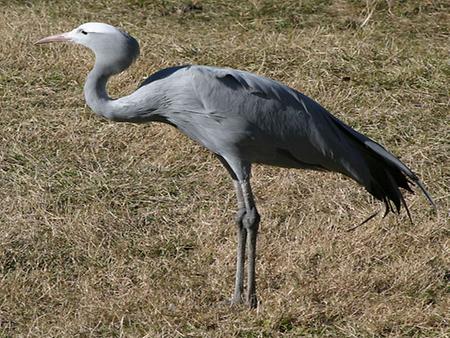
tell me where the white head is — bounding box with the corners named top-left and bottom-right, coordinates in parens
top-left (36, 22), bottom-right (140, 75)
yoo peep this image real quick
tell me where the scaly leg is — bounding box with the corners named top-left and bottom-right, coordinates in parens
top-left (216, 155), bottom-right (259, 308)
top-left (231, 180), bottom-right (246, 304)
top-left (240, 179), bottom-right (260, 308)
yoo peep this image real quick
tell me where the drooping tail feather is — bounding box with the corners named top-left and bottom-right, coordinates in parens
top-left (329, 115), bottom-right (436, 216)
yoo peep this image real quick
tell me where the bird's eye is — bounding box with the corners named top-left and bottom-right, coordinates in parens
top-left (80, 30), bottom-right (88, 35)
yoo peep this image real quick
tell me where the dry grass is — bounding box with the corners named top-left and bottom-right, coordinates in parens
top-left (1, 0), bottom-right (449, 337)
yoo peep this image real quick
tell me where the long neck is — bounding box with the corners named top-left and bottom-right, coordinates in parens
top-left (84, 64), bottom-right (115, 119)
top-left (83, 62), bottom-right (165, 123)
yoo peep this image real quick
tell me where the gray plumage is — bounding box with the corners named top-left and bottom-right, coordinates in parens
top-left (36, 22), bottom-right (435, 308)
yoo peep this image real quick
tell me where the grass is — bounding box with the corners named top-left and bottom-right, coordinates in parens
top-left (1, 0), bottom-right (449, 336)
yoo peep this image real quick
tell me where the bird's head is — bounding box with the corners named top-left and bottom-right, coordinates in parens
top-left (35, 22), bottom-right (140, 75)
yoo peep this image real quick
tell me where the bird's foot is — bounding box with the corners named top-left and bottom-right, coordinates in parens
top-left (227, 296), bottom-right (258, 309)
top-left (228, 293), bottom-right (258, 309)
top-left (230, 295), bottom-right (245, 306)
top-left (246, 293), bottom-right (258, 309)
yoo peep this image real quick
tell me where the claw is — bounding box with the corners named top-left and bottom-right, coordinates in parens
top-left (247, 293), bottom-right (258, 309)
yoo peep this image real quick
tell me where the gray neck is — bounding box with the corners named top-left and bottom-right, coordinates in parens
top-left (83, 63), bottom-right (164, 123)
top-left (84, 64), bottom-right (115, 119)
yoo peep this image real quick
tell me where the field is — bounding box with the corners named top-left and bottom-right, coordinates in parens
top-left (0, 0), bottom-right (449, 336)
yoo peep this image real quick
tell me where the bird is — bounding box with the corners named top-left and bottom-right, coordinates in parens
top-left (35, 22), bottom-right (435, 308)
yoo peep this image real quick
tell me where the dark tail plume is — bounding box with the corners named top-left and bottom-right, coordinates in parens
top-left (329, 115), bottom-right (435, 217)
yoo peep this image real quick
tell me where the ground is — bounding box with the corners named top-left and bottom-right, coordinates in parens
top-left (0, 0), bottom-right (449, 337)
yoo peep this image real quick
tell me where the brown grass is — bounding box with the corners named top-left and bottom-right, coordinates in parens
top-left (1, 0), bottom-right (449, 336)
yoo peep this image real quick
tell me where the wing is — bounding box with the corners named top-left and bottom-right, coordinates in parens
top-left (191, 66), bottom-right (435, 214)
top-left (138, 65), bottom-right (191, 88)
top-left (119, 64), bottom-right (434, 214)
top-left (185, 66), bottom-right (354, 172)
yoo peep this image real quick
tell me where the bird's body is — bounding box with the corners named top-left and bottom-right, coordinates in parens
top-left (98, 63), bottom-right (428, 208)
top-left (109, 65), bottom-right (330, 169)
top-left (36, 22), bottom-right (434, 308)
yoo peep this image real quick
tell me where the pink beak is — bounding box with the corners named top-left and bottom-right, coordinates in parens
top-left (35, 32), bottom-right (71, 45)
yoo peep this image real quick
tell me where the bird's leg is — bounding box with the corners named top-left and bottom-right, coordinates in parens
top-left (231, 180), bottom-right (246, 305)
top-left (215, 155), bottom-right (257, 307)
top-left (240, 179), bottom-right (260, 309)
